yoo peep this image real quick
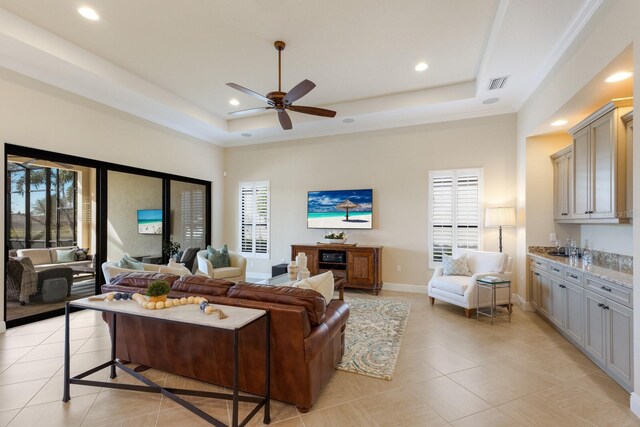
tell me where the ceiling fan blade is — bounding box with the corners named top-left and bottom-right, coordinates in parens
top-left (278, 110), bottom-right (293, 130)
top-left (283, 79), bottom-right (316, 105)
top-left (287, 105), bottom-right (337, 118)
top-left (228, 107), bottom-right (271, 116)
top-left (226, 83), bottom-right (271, 104)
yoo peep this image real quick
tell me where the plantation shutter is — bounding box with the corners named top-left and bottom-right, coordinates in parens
top-left (181, 188), bottom-right (205, 248)
top-left (239, 181), bottom-right (270, 258)
top-left (428, 169), bottom-right (482, 268)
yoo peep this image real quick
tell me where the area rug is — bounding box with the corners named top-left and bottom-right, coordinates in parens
top-left (337, 297), bottom-right (410, 380)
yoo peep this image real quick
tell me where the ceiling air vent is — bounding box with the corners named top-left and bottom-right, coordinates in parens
top-left (487, 75), bottom-right (510, 90)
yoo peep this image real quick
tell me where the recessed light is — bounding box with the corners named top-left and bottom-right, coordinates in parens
top-left (342, 118), bottom-right (355, 124)
top-left (415, 62), bottom-right (429, 72)
top-left (241, 133), bottom-right (252, 137)
top-left (482, 97), bottom-right (500, 105)
top-left (229, 99), bottom-right (240, 106)
top-left (551, 119), bottom-right (568, 127)
top-left (605, 71), bottom-right (632, 83)
top-left (78, 6), bottom-right (100, 21)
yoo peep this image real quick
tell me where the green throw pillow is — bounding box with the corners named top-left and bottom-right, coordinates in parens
top-left (56, 249), bottom-right (76, 263)
top-left (207, 244), bottom-right (230, 268)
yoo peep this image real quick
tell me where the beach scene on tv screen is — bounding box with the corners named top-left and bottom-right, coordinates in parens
top-left (308, 189), bottom-right (372, 229)
top-left (138, 209), bottom-right (162, 234)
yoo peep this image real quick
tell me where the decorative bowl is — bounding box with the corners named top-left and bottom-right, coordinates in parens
top-left (325, 238), bottom-right (346, 244)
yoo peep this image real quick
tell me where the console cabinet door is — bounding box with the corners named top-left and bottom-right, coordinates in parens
top-left (291, 246), bottom-right (318, 275)
top-left (590, 112), bottom-right (615, 218)
top-left (564, 281), bottom-right (584, 345)
top-left (549, 277), bottom-right (565, 329)
top-left (347, 250), bottom-right (374, 286)
top-left (584, 290), bottom-right (607, 366)
top-left (607, 299), bottom-right (633, 387)
top-left (530, 269), bottom-right (541, 310)
top-left (538, 273), bottom-right (551, 318)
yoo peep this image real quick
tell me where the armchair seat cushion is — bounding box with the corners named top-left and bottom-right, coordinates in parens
top-left (212, 266), bottom-right (242, 280)
top-left (429, 275), bottom-right (469, 296)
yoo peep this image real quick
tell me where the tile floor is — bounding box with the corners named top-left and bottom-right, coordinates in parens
top-left (0, 289), bottom-right (639, 426)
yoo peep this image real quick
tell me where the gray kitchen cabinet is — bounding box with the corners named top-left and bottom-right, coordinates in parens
top-left (564, 281), bottom-right (584, 345)
top-left (572, 125), bottom-right (591, 220)
top-left (549, 276), bottom-right (565, 329)
top-left (584, 289), bottom-right (606, 365)
top-left (551, 147), bottom-right (572, 220)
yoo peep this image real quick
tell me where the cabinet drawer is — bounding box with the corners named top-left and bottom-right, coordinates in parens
top-left (548, 264), bottom-right (564, 277)
top-left (530, 257), bottom-right (548, 270)
top-left (563, 269), bottom-right (583, 285)
top-left (585, 276), bottom-right (632, 308)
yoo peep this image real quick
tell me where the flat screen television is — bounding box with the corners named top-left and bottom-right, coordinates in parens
top-left (137, 209), bottom-right (163, 234)
top-left (307, 189), bottom-right (373, 229)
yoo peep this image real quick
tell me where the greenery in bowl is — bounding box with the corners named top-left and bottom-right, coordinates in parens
top-left (324, 231), bottom-right (348, 240)
top-left (146, 280), bottom-right (171, 297)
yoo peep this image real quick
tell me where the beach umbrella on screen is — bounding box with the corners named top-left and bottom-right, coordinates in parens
top-left (336, 199), bottom-right (360, 221)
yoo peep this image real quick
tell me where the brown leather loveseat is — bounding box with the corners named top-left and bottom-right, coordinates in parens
top-left (101, 273), bottom-right (349, 412)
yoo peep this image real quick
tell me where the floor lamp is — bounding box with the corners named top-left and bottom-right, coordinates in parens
top-left (485, 207), bottom-right (516, 253)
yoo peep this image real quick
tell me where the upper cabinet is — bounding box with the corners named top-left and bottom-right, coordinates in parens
top-left (553, 100), bottom-right (633, 224)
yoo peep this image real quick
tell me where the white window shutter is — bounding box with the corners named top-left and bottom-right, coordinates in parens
top-left (239, 181), bottom-right (270, 258)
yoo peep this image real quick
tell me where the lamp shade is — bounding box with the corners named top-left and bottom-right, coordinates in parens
top-left (485, 207), bottom-right (516, 227)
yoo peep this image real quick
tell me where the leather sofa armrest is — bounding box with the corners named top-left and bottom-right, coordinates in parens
top-left (304, 300), bottom-right (349, 362)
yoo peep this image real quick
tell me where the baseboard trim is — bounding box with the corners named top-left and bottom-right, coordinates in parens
top-left (513, 293), bottom-right (534, 311)
top-left (383, 282), bottom-right (427, 294)
top-left (630, 393), bottom-right (640, 417)
top-left (246, 272), bottom-right (270, 280)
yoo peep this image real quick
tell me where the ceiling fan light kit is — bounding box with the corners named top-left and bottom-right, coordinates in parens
top-left (227, 41), bottom-right (337, 130)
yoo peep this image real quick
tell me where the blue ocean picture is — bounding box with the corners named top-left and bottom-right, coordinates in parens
top-left (137, 209), bottom-right (163, 234)
top-left (307, 189), bottom-right (373, 229)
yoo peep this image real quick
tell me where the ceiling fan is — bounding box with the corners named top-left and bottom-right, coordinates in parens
top-left (227, 41), bottom-right (337, 130)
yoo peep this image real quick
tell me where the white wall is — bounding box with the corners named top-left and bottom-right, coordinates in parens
top-left (224, 114), bottom-right (517, 289)
top-left (515, 0), bottom-right (640, 408)
top-left (0, 67), bottom-right (225, 330)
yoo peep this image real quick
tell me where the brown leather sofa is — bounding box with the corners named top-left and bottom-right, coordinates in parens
top-left (101, 273), bottom-right (349, 412)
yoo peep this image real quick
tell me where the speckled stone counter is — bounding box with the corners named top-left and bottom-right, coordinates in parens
top-left (528, 250), bottom-right (633, 289)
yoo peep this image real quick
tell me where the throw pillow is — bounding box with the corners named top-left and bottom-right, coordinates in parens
top-left (442, 254), bottom-right (471, 276)
top-left (173, 250), bottom-right (184, 262)
top-left (74, 248), bottom-right (89, 261)
top-left (207, 244), bottom-right (230, 268)
top-left (159, 265), bottom-right (192, 276)
top-left (116, 255), bottom-right (144, 271)
top-left (293, 271), bottom-right (334, 302)
top-left (56, 248), bottom-right (76, 263)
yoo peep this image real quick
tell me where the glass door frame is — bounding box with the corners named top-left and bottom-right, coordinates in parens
top-left (4, 143), bottom-right (212, 327)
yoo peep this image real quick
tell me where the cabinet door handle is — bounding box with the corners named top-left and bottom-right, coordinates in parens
top-left (598, 303), bottom-right (604, 308)
top-left (534, 272), bottom-right (540, 276)
top-left (601, 286), bottom-right (612, 292)
top-left (569, 274), bottom-right (578, 279)
top-left (584, 211), bottom-right (589, 214)
top-left (603, 305), bottom-right (610, 310)
top-left (552, 268), bottom-right (560, 272)
top-left (559, 284), bottom-right (566, 289)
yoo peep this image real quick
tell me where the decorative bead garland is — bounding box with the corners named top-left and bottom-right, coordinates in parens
top-left (102, 292), bottom-right (228, 319)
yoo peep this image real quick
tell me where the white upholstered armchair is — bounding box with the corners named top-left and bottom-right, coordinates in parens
top-left (428, 249), bottom-right (513, 317)
top-left (196, 250), bottom-right (246, 282)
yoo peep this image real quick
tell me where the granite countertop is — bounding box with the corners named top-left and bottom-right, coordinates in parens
top-left (528, 252), bottom-right (633, 289)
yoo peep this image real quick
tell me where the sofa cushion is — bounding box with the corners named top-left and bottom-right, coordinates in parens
top-left (207, 244), bottom-right (230, 268)
top-left (228, 282), bottom-right (326, 326)
top-left (16, 248), bottom-right (52, 265)
top-left (159, 264), bottom-right (192, 276)
top-left (171, 275), bottom-right (234, 297)
top-left (109, 272), bottom-right (180, 290)
top-left (443, 254), bottom-right (471, 276)
top-left (212, 267), bottom-right (242, 280)
top-left (430, 275), bottom-right (469, 296)
top-left (293, 271), bottom-right (334, 302)
top-left (459, 249), bottom-right (507, 274)
top-left (56, 248), bottom-right (76, 263)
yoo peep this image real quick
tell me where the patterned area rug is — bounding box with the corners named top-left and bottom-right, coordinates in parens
top-left (337, 297), bottom-right (410, 380)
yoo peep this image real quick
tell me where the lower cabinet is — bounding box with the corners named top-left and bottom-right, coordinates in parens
top-left (529, 256), bottom-right (632, 391)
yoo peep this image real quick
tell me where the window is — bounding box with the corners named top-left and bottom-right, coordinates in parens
top-left (239, 181), bottom-right (270, 258)
top-left (180, 186), bottom-right (205, 249)
top-left (428, 169), bottom-right (483, 268)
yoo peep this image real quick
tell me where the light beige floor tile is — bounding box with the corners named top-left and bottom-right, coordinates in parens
top-left (0, 333), bottom-right (52, 350)
top-left (26, 374), bottom-right (102, 407)
top-left (408, 376), bottom-right (491, 422)
top-left (300, 400), bottom-right (377, 427)
top-left (75, 336), bottom-right (113, 354)
top-left (420, 346), bottom-right (477, 375)
top-left (268, 417), bottom-right (305, 427)
top-left (155, 403), bottom-right (226, 427)
top-left (158, 375), bottom-right (227, 409)
top-left (498, 394), bottom-right (595, 426)
top-left (10, 320), bottom-right (64, 336)
top-left (357, 386), bottom-right (449, 426)
top-left (69, 316), bottom-right (104, 330)
top-left (42, 327), bottom-right (99, 345)
top-left (0, 347), bottom-right (34, 365)
top-left (8, 393), bottom-right (96, 427)
top-left (17, 340), bottom-right (85, 363)
top-left (81, 389), bottom-right (162, 426)
top-left (304, 373), bottom-right (359, 412)
top-left (571, 372), bottom-right (632, 407)
top-left (0, 379), bottom-right (48, 412)
top-left (0, 357), bottom-right (63, 385)
top-left (451, 407), bottom-right (520, 427)
top-left (536, 382), bottom-right (640, 426)
top-left (53, 349), bottom-right (112, 378)
top-left (89, 412), bottom-right (158, 426)
top-left (236, 398), bottom-right (296, 427)
top-left (0, 410), bottom-right (19, 427)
